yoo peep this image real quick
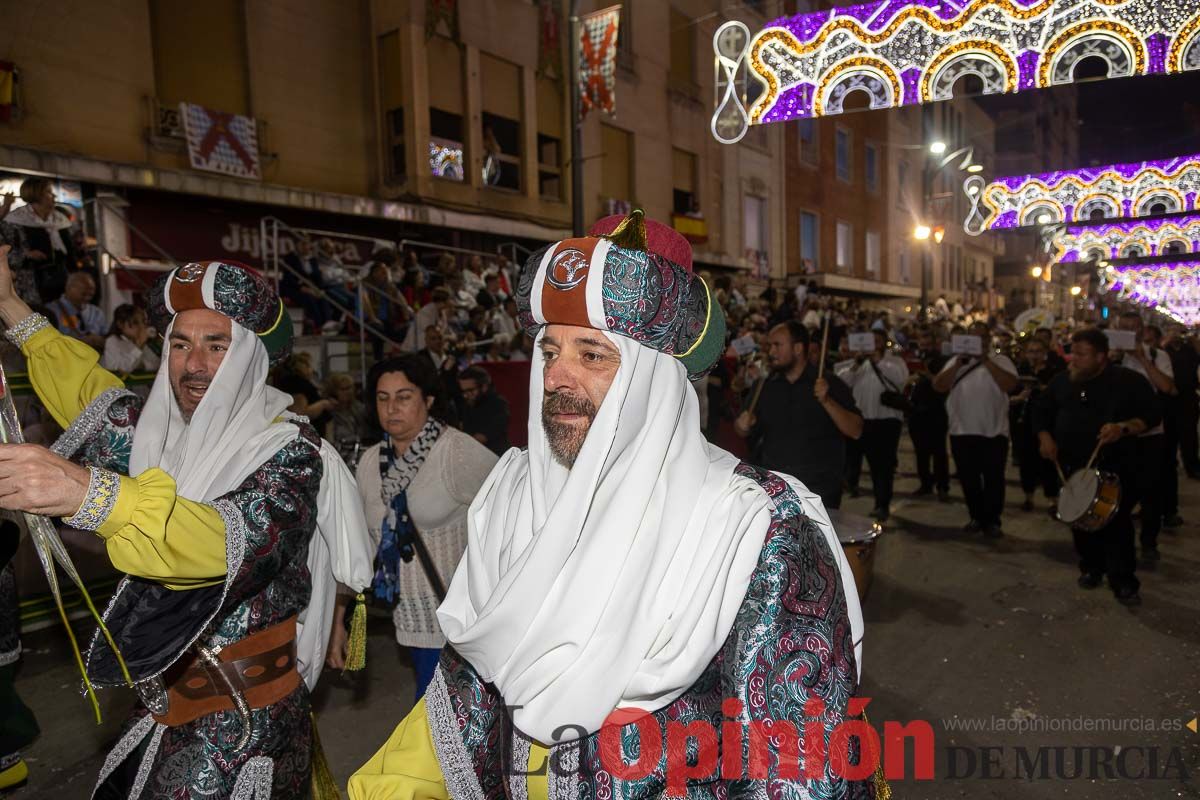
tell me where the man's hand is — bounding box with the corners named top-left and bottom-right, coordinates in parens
top-left (325, 619), bottom-right (348, 670)
top-left (1097, 423), bottom-right (1125, 446)
top-left (734, 411), bottom-right (756, 437)
top-left (24, 250), bottom-right (46, 261)
top-left (0, 444), bottom-right (92, 518)
top-left (1037, 432), bottom-right (1058, 462)
top-left (814, 377), bottom-right (830, 404)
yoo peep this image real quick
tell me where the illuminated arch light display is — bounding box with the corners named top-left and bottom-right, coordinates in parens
top-left (1057, 215), bottom-right (1200, 261)
top-left (963, 151), bottom-right (1200, 235)
top-left (711, 0), bottom-right (1200, 140)
top-left (1107, 261), bottom-right (1200, 325)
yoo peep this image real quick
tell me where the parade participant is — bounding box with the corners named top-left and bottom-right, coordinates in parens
top-left (933, 320), bottom-right (1019, 538)
top-left (0, 247), bottom-right (364, 798)
top-left (1113, 312), bottom-right (1176, 561)
top-left (908, 327), bottom-right (951, 501)
top-left (350, 212), bottom-right (869, 799)
top-left (349, 355), bottom-right (497, 701)
top-left (1012, 337), bottom-right (1062, 512)
top-left (736, 319), bottom-right (863, 509)
top-left (839, 330), bottom-right (908, 522)
top-left (0, 517), bottom-right (38, 792)
top-left (1163, 325), bottom-right (1200, 479)
top-left (1144, 324), bottom-right (1183, 529)
top-left (1035, 328), bottom-right (1159, 605)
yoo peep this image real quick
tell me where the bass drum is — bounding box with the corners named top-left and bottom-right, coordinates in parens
top-left (827, 508), bottom-right (882, 602)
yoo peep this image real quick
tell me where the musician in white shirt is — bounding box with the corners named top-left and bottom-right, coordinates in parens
top-left (933, 320), bottom-right (1019, 537)
top-left (1114, 312), bottom-right (1176, 561)
top-left (838, 331), bottom-right (909, 522)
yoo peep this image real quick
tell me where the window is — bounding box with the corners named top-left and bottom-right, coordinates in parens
top-left (865, 144), bottom-right (879, 192)
top-left (617, 3), bottom-right (634, 69)
top-left (672, 148), bottom-right (697, 215)
top-left (428, 36), bottom-right (465, 182)
top-left (799, 211), bottom-right (819, 273)
top-left (481, 53), bottom-right (523, 191)
top-left (866, 230), bottom-right (880, 277)
top-left (798, 119), bottom-right (818, 167)
top-left (537, 77), bottom-right (564, 200)
top-left (899, 248), bottom-right (911, 284)
top-left (601, 124), bottom-right (633, 203)
top-left (836, 127), bottom-right (852, 183)
top-left (836, 221), bottom-right (853, 272)
top-left (379, 31), bottom-right (407, 182)
top-left (668, 8), bottom-right (695, 94)
top-left (743, 195), bottom-right (768, 273)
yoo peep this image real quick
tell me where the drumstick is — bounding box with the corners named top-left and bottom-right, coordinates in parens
top-left (1053, 460), bottom-right (1067, 485)
top-left (1085, 440), bottom-right (1103, 471)
top-left (817, 313), bottom-right (831, 380)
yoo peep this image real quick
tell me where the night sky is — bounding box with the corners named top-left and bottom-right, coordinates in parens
top-left (1075, 70), bottom-right (1200, 166)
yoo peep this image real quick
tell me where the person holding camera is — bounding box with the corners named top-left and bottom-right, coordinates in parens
top-left (933, 320), bottom-right (1019, 537)
top-left (838, 330), bottom-right (909, 522)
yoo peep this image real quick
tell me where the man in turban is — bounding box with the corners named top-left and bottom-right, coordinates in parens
top-left (350, 213), bottom-right (873, 799)
top-left (0, 245), bottom-right (368, 798)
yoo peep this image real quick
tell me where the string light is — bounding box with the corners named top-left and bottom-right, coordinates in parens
top-left (711, 0), bottom-right (1200, 139)
top-left (1110, 260), bottom-right (1200, 324)
top-left (966, 150), bottom-right (1200, 234)
top-left (1056, 214), bottom-right (1200, 261)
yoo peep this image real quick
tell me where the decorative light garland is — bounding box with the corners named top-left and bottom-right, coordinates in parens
top-left (1107, 260), bottom-right (1200, 324)
top-left (964, 151), bottom-right (1200, 234)
top-left (712, 0), bottom-right (1200, 141)
top-left (1057, 215), bottom-right (1200, 261)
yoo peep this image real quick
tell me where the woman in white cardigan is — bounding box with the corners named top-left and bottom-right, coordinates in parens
top-left (350, 354), bottom-right (498, 700)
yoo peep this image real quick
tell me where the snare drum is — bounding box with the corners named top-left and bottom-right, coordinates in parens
top-left (828, 509), bottom-right (882, 601)
top-left (1057, 469), bottom-right (1121, 532)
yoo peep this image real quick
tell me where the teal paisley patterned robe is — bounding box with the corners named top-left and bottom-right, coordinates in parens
top-left (424, 463), bottom-right (875, 800)
top-left (55, 387), bottom-right (321, 800)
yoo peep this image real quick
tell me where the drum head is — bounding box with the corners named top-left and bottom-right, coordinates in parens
top-left (1059, 470), bottom-right (1099, 522)
top-left (828, 508), bottom-right (881, 544)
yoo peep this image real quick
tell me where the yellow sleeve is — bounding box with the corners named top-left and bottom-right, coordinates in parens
top-left (20, 323), bottom-right (124, 429)
top-left (69, 467), bottom-right (227, 590)
top-left (348, 698), bottom-right (450, 800)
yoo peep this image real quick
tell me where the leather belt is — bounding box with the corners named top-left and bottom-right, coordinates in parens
top-left (151, 617), bottom-right (301, 729)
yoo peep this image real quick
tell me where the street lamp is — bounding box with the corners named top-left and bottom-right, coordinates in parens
top-left (966, 164), bottom-right (984, 173)
top-left (930, 141), bottom-right (947, 155)
top-left (1070, 285), bottom-right (1082, 296)
top-left (932, 225), bottom-right (945, 244)
top-left (1031, 266), bottom-right (1043, 278)
top-left (914, 224), bottom-right (932, 240)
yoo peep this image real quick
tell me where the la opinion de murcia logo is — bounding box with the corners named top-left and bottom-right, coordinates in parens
top-left (548, 248), bottom-right (589, 291)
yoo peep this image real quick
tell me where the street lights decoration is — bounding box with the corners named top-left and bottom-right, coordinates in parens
top-left (1053, 214), bottom-right (1200, 261)
top-left (1109, 260), bottom-right (1200, 324)
top-left (710, 0), bottom-right (1200, 141)
top-left (964, 150), bottom-right (1200, 235)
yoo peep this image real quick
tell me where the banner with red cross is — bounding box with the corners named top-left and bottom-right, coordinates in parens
top-left (578, 5), bottom-right (620, 120)
top-left (180, 102), bottom-right (262, 181)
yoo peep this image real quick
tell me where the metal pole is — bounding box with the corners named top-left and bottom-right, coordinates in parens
top-left (920, 105), bottom-right (932, 315)
top-left (358, 278), bottom-right (367, 390)
top-left (569, 0), bottom-right (584, 236)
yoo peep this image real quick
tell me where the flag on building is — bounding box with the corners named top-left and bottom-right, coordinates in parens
top-left (578, 5), bottom-right (620, 120)
top-left (180, 102), bottom-right (262, 180)
top-left (536, 0), bottom-right (562, 81)
top-left (0, 62), bottom-right (17, 123)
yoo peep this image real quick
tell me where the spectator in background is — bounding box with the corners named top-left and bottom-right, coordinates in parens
top-left (361, 261), bottom-right (412, 357)
top-left (47, 271), bottom-right (105, 349)
top-left (272, 351), bottom-right (336, 434)
top-left (462, 254), bottom-right (487, 297)
top-left (401, 261), bottom-right (433, 310)
top-left (317, 238), bottom-right (355, 332)
top-left (933, 319), bottom-right (1019, 538)
top-left (458, 366), bottom-right (510, 455)
top-left (323, 371), bottom-right (367, 453)
top-left (5, 178), bottom-right (75, 302)
top-left (1164, 325), bottom-right (1200, 479)
top-left (492, 296), bottom-right (520, 340)
top-left (403, 287), bottom-right (451, 352)
top-left (101, 304), bottom-right (160, 375)
top-left (475, 272), bottom-right (507, 311)
top-left (0, 193), bottom-right (33, 304)
top-left (282, 235), bottom-right (332, 333)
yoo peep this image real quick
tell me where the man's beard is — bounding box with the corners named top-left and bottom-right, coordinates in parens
top-left (173, 370), bottom-right (213, 423)
top-left (541, 392), bottom-right (597, 468)
top-left (1068, 364), bottom-right (1101, 383)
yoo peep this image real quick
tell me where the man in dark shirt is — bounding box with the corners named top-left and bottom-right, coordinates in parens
top-left (1035, 327), bottom-right (1160, 606)
top-left (907, 327), bottom-right (951, 500)
top-left (1164, 326), bottom-right (1200, 480)
top-left (458, 366), bottom-right (511, 456)
top-left (734, 320), bottom-right (863, 509)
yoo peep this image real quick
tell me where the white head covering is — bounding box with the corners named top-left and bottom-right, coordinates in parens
top-left (438, 330), bottom-right (864, 744)
top-left (129, 313), bottom-right (373, 688)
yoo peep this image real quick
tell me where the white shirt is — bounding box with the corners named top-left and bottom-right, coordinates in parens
top-left (838, 354), bottom-right (909, 421)
top-left (101, 335), bottom-right (161, 374)
top-left (1116, 345), bottom-right (1173, 436)
top-left (940, 353), bottom-right (1018, 437)
top-left (402, 304), bottom-right (444, 352)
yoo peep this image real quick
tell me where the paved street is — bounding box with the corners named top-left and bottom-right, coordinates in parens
top-left (7, 439), bottom-right (1199, 798)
